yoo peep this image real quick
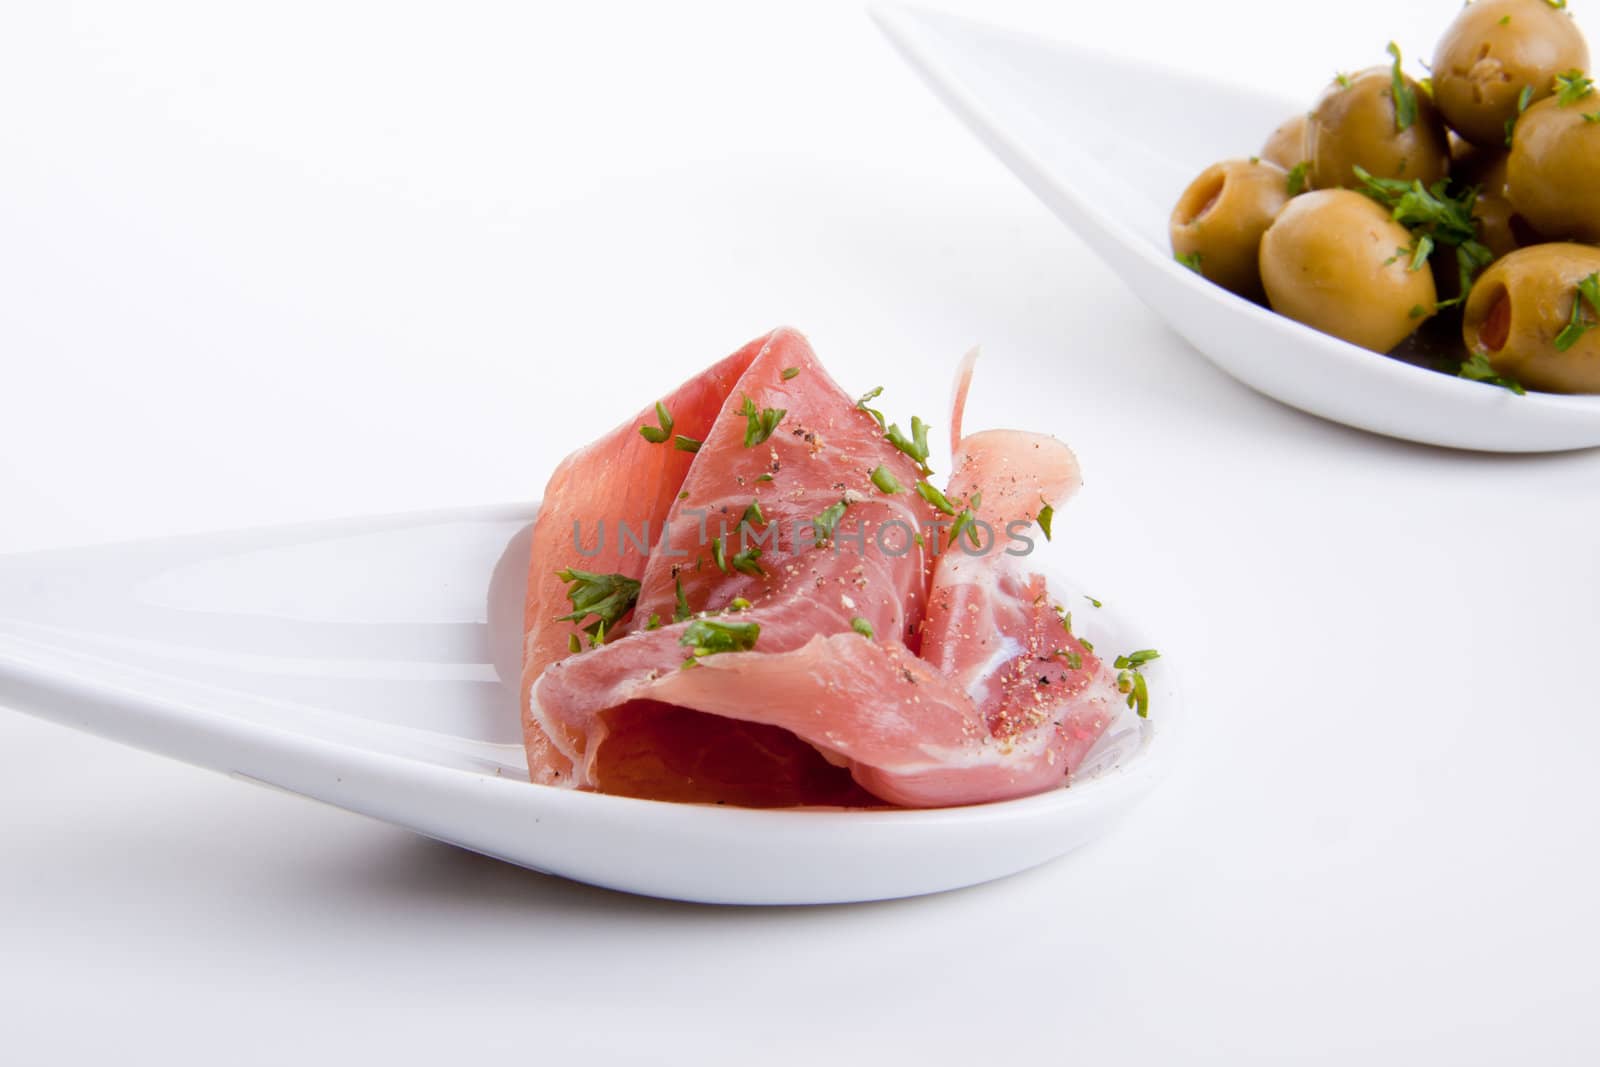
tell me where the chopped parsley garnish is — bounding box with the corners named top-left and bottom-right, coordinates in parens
top-left (710, 535), bottom-right (729, 573)
top-left (645, 614), bottom-right (662, 630)
top-left (1037, 504), bottom-right (1054, 541)
top-left (1176, 251), bottom-right (1203, 273)
top-left (1386, 42), bottom-right (1417, 132)
top-left (1408, 233), bottom-right (1434, 272)
top-left (1354, 167), bottom-right (1495, 299)
top-left (1508, 84), bottom-right (1535, 145)
top-left (731, 546), bottom-right (765, 577)
top-left (639, 401), bottom-right (675, 444)
top-left (1335, 72), bottom-right (1352, 89)
top-left (568, 633), bottom-right (581, 654)
top-left (1285, 161), bottom-right (1310, 197)
top-left (680, 618), bottom-right (760, 659)
top-left (870, 465), bottom-right (904, 494)
top-left (1555, 70), bottom-right (1595, 107)
top-left (554, 568), bottom-right (641, 642)
top-left (1117, 669), bottom-right (1152, 719)
top-left (1055, 648), bottom-right (1083, 671)
top-left (856, 386), bottom-right (886, 427)
top-left (1114, 648), bottom-right (1160, 718)
top-left (948, 509), bottom-right (978, 548)
top-left (885, 416), bottom-right (933, 474)
top-left (1079, 637), bottom-right (1095, 653)
top-left (1554, 272), bottom-right (1600, 352)
top-left (738, 394), bottom-right (786, 448)
top-left (1459, 351), bottom-right (1527, 395)
top-left (673, 575), bottom-right (692, 622)
top-left (741, 499), bottom-right (766, 527)
top-left (850, 617), bottom-right (875, 639)
top-left (1086, 595), bottom-right (1103, 608)
top-left (812, 499), bottom-right (849, 542)
top-left (915, 480), bottom-right (956, 515)
top-left (756, 472), bottom-right (775, 482)
top-left (673, 435), bottom-right (701, 453)
top-left (781, 366), bottom-right (801, 380)
top-left (1585, 112), bottom-right (1600, 123)
top-left (729, 597), bottom-right (752, 610)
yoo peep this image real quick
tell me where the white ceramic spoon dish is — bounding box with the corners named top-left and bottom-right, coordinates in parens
top-left (873, 5), bottom-right (1600, 453)
top-left (0, 504), bottom-right (1177, 905)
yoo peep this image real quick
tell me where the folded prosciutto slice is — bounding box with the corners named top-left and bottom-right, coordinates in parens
top-left (522, 327), bottom-right (1123, 808)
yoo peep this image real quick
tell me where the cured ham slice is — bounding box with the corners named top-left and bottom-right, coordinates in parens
top-left (522, 327), bottom-right (1125, 807)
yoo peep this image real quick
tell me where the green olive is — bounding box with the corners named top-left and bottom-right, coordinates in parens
top-left (1431, 0), bottom-right (1590, 148)
top-left (1507, 93), bottom-right (1600, 242)
top-left (1260, 189), bottom-right (1437, 353)
top-left (1463, 243), bottom-right (1600, 393)
top-left (1262, 113), bottom-right (1309, 173)
top-left (1307, 66), bottom-right (1450, 191)
top-left (1170, 158), bottom-right (1290, 303)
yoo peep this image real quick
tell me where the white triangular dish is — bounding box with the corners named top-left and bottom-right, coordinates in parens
top-left (873, 5), bottom-right (1600, 452)
top-left (0, 504), bottom-right (1177, 904)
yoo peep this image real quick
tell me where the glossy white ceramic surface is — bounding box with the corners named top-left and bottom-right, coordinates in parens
top-left (873, 5), bottom-right (1600, 452)
top-left (0, 504), bottom-right (1177, 904)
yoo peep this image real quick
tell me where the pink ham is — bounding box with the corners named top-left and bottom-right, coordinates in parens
top-left (522, 328), bottom-right (1120, 807)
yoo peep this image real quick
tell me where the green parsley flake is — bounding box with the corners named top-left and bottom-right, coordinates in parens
top-left (856, 386), bottom-right (886, 427)
top-left (1354, 167), bottom-right (1494, 296)
top-left (738, 394), bottom-right (786, 448)
top-left (1459, 350), bottom-right (1527, 395)
top-left (781, 366), bottom-right (801, 380)
top-left (915, 480), bottom-right (956, 515)
top-left (1554, 272), bottom-right (1600, 352)
top-left (885, 416), bottom-right (933, 474)
top-left (1286, 161), bottom-right (1310, 197)
top-left (673, 435), bottom-right (701, 453)
top-left (812, 500), bottom-right (849, 542)
top-left (673, 575), bottom-right (692, 622)
top-left (639, 401), bottom-right (675, 444)
top-left (731, 546), bottom-right (765, 577)
top-left (948, 509), bottom-right (979, 549)
top-left (554, 568), bottom-right (641, 641)
top-left (1555, 70), bottom-right (1595, 107)
top-left (741, 499), bottom-right (766, 527)
top-left (1386, 42), bottom-right (1417, 132)
top-left (1037, 504), bottom-right (1054, 541)
top-left (1117, 669), bottom-right (1152, 719)
top-left (850, 617), bottom-right (875, 639)
top-left (1176, 251), bottom-right (1203, 273)
top-left (680, 618), bottom-right (760, 658)
top-left (870, 465), bottom-right (904, 494)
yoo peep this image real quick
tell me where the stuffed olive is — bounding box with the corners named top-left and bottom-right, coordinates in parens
top-left (1260, 190), bottom-right (1437, 353)
top-left (1507, 89), bottom-right (1600, 243)
top-left (1262, 113), bottom-right (1309, 173)
top-left (1170, 158), bottom-right (1291, 302)
top-left (1463, 243), bottom-right (1600, 393)
top-left (1432, 0), bottom-right (1590, 148)
top-left (1307, 64), bottom-right (1450, 191)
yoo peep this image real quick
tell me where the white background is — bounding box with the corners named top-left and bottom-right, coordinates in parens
top-left (3, 0), bottom-right (1599, 1062)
